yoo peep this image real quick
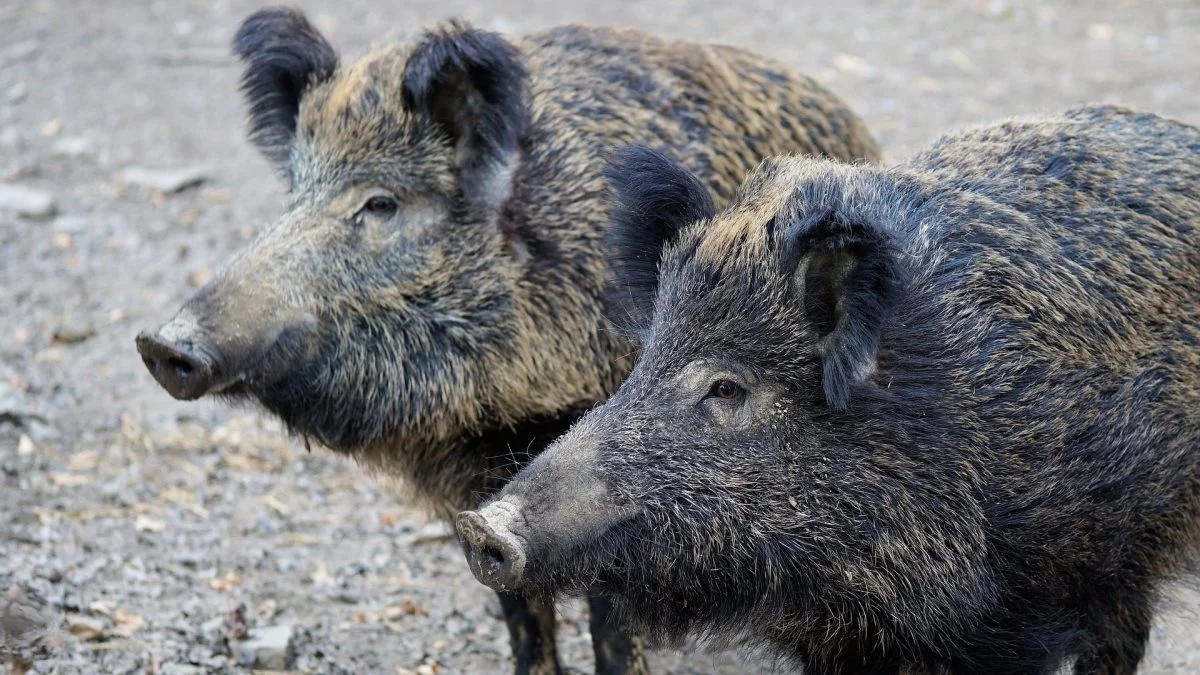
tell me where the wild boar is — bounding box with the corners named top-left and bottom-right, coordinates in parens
top-left (458, 105), bottom-right (1200, 675)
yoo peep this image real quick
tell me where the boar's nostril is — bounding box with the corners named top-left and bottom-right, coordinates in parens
top-left (166, 357), bottom-right (195, 376)
top-left (135, 330), bottom-right (215, 401)
top-left (456, 510), bottom-right (528, 592)
top-left (480, 545), bottom-right (507, 574)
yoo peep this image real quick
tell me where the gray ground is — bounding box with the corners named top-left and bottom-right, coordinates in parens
top-left (1, 0), bottom-right (1198, 673)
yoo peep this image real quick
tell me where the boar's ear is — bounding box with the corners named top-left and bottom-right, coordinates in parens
top-left (602, 145), bottom-right (717, 339)
top-left (783, 209), bottom-right (905, 411)
top-left (402, 21), bottom-right (529, 208)
top-left (233, 7), bottom-right (338, 172)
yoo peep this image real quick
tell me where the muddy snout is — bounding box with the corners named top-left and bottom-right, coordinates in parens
top-left (135, 329), bottom-right (220, 400)
top-left (457, 502), bottom-right (530, 592)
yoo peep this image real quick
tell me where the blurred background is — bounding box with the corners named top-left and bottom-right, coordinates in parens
top-left (1, 0), bottom-right (1198, 672)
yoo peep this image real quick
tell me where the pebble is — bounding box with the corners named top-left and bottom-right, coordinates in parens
top-left (0, 184), bottom-right (55, 217)
top-left (5, 82), bottom-right (28, 104)
top-left (0, 126), bottom-right (21, 149)
top-left (119, 165), bottom-right (208, 194)
top-left (50, 137), bottom-right (92, 157)
top-left (159, 665), bottom-right (206, 675)
top-left (1, 40), bottom-right (39, 66)
top-left (52, 214), bottom-right (88, 234)
top-left (232, 624), bottom-right (295, 670)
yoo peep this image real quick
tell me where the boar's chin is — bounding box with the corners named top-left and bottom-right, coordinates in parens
top-left (246, 379), bottom-right (384, 453)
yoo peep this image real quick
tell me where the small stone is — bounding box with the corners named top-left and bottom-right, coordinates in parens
top-left (160, 665), bottom-right (206, 675)
top-left (232, 624), bottom-right (295, 670)
top-left (1087, 23), bottom-right (1114, 41)
top-left (0, 126), bottom-right (22, 149)
top-left (0, 184), bottom-right (55, 217)
top-left (119, 165), bottom-right (208, 194)
top-left (6, 82), bottom-right (28, 104)
top-left (2, 40), bottom-right (39, 65)
top-left (17, 434), bottom-right (35, 456)
top-left (832, 53), bottom-right (871, 78)
top-left (50, 137), bottom-right (92, 157)
top-left (134, 515), bottom-right (165, 533)
top-left (52, 215), bottom-right (87, 234)
top-left (51, 325), bottom-right (94, 346)
top-left (332, 589), bottom-right (361, 604)
top-left (38, 118), bottom-right (62, 137)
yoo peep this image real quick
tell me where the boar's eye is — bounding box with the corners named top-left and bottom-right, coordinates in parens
top-left (706, 379), bottom-right (744, 401)
top-left (359, 196), bottom-right (399, 217)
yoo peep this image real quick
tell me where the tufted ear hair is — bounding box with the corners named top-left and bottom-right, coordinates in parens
top-left (782, 208), bottom-right (906, 411)
top-left (402, 21), bottom-right (529, 207)
top-left (233, 7), bottom-right (339, 173)
top-left (601, 145), bottom-right (717, 340)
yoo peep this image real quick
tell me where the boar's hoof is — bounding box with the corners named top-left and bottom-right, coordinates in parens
top-left (135, 330), bottom-right (216, 401)
top-left (457, 509), bottom-right (528, 592)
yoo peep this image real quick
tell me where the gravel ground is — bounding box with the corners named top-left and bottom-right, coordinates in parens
top-left (1, 1), bottom-right (1198, 673)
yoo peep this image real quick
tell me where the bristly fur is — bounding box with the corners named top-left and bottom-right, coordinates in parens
top-left (232, 7), bottom-right (338, 173)
top-left (603, 145), bottom-right (718, 340)
top-left (482, 105), bottom-right (1200, 675)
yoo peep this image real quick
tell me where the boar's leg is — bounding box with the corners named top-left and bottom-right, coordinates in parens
top-left (497, 592), bottom-right (561, 675)
top-left (587, 595), bottom-right (648, 675)
top-left (1072, 594), bottom-right (1152, 675)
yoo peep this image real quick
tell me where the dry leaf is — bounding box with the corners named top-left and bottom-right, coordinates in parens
top-left (186, 266), bottom-right (212, 287)
top-left (221, 453), bottom-right (267, 472)
top-left (159, 488), bottom-right (209, 519)
top-left (255, 598), bottom-right (278, 621)
top-left (67, 450), bottom-right (101, 472)
top-left (261, 495), bottom-right (290, 516)
top-left (48, 473), bottom-right (88, 487)
top-left (380, 513), bottom-right (397, 527)
top-left (209, 571), bottom-right (241, 593)
top-left (383, 597), bottom-right (426, 619)
top-left (109, 609), bottom-right (144, 638)
top-left (51, 326), bottom-right (94, 344)
top-left (65, 614), bottom-right (106, 641)
top-left (88, 601), bottom-right (115, 616)
top-left (309, 563), bottom-right (333, 586)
